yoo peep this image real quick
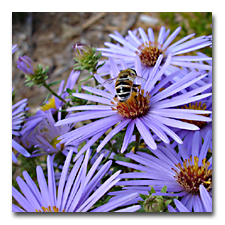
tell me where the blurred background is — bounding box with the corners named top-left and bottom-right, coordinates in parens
top-left (12, 12), bottom-right (212, 112)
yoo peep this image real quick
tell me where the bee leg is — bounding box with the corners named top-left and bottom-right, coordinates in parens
top-left (114, 94), bottom-right (117, 98)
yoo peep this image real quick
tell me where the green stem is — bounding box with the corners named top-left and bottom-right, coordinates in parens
top-left (43, 81), bottom-right (68, 105)
top-left (134, 132), bottom-right (140, 154)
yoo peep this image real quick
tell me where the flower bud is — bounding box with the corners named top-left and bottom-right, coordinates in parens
top-left (72, 42), bottom-right (103, 73)
top-left (17, 55), bottom-right (49, 87)
top-left (72, 43), bottom-right (92, 58)
top-left (17, 55), bottom-right (37, 76)
top-left (143, 195), bottom-right (166, 212)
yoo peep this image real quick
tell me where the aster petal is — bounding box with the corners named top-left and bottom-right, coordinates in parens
top-left (93, 74), bottom-right (115, 95)
top-left (150, 114), bottom-right (199, 130)
top-left (81, 85), bottom-right (114, 100)
top-left (56, 149), bottom-right (74, 209)
top-left (200, 185), bottom-right (212, 212)
top-left (174, 199), bottom-right (190, 212)
top-left (167, 33), bottom-right (195, 52)
top-left (73, 129), bottom-right (108, 161)
top-left (199, 130), bottom-right (212, 162)
top-left (92, 193), bottom-right (139, 212)
top-left (36, 165), bottom-right (53, 209)
top-left (72, 93), bottom-right (113, 105)
top-left (145, 115), bottom-right (183, 144)
top-left (140, 116), bottom-right (170, 143)
top-left (128, 30), bottom-right (142, 46)
top-left (12, 204), bottom-right (25, 212)
top-left (22, 171), bottom-right (43, 206)
top-left (121, 120), bottom-right (135, 153)
top-left (138, 27), bottom-right (149, 43)
top-left (47, 155), bottom-right (56, 207)
top-left (157, 26), bottom-right (166, 46)
top-left (193, 195), bottom-right (204, 212)
top-left (97, 119), bottom-right (131, 152)
top-left (55, 110), bottom-right (116, 126)
top-left (81, 160), bottom-right (113, 204)
top-left (171, 60), bottom-right (212, 70)
top-left (16, 176), bottom-right (41, 211)
top-left (162, 27), bottom-right (181, 50)
top-left (67, 105), bottom-right (113, 111)
top-left (148, 27), bottom-right (155, 43)
top-left (12, 186), bottom-right (33, 212)
top-left (77, 171), bottom-right (121, 212)
top-left (100, 43), bottom-right (136, 56)
top-left (109, 33), bottom-right (139, 52)
top-left (135, 118), bottom-right (157, 150)
top-left (61, 155), bottom-right (84, 210)
top-left (12, 139), bottom-right (30, 157)
top-left (114, 205), bottom-right (141, 212)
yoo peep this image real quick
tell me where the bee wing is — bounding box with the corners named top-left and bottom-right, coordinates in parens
top-left (94, 77), bottom-right (118, 89)
top-left (134, 76), bottom-right (146, 84)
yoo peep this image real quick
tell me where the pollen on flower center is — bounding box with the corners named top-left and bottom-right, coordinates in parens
top-left (36, 206), bottom-right (65, 212)
top-left (111, 89), bottom-right (150, 119)
top-left (172, 156), bottom-right (212, 195)
top-left (136, 41), bottom-right (164, 67)
top-left (181, 102), bottom-right (209, 128)
top-left (41, 96), bottom-right (56, 112)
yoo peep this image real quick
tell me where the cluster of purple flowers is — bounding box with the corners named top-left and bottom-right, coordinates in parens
top-left (12, 24), bottom-right (212, 213)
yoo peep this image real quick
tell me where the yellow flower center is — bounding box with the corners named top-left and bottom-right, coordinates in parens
top-left (181, 102), bottom-right (210, 128)
top-left (50, 136), bottom-right (64, 150)
top-left (41, 97), bottom-right (57, 111)
top-left (36, 206), bottom-right (65, 212)
top-left (136, 41), bottom-right (165, 67)
top-left (111, 89), bottom-right (150, 119)
top-left (172, 156), bottom-right (212, 195)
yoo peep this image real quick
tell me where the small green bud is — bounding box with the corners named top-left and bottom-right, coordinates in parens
top-left (143, 195), bottom-right (166, 212)
top-left (72, 43), bottom-right (104, 73)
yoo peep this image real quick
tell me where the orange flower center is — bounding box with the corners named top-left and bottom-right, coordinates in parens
top-left (36, 206), bottom-right (65, 212)
top-left (136, 41), bottom-right (165, 67)
top-left (111, 89), bottom-right (150, 119)
top-left (181, 102), bottom-right (210, 128)
top-left (172, 156), bottom-right (212, 195)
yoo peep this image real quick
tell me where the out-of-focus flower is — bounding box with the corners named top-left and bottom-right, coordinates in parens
top-left (12, 149), bottom-right (140, 212)
top-left (55, 56), bottom-right (212, 160)
top-left (12, 44), bottom-right (18, 54)
top-left (113, 131), bottom-right (212, 212)
top-left (20, 70), bottom-right (80, 139)
top-left (12, 90), bottom-right (30, 162)
top-left (97, 26), bottom-right (212, 80)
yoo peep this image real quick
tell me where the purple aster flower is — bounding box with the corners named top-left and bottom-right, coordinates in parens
top-left (12, 44), bottom-right (18, 54)
top-left (21, 70), bottom-right (80, 138)
top-left (23, 110), bottom-right (76, 157)
top-left (55, 56), bottom-right (212, 159)
top-left (97, 26), bottom-right (212, 79)
top-left (168, 186), bottom-right (212, 212)
top-left (12, 149), bottom-right (140, 212)
top-left (12, 90), bottom-right (30, 162)
top-left (113, 131), bottom-right (212, 212)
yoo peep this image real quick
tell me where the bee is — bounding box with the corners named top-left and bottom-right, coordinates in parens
top-left (96, 68), bottom-right (146, 102)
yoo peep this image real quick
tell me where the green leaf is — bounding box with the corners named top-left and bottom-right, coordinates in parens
top-left (79, 75), bottom-right (94, 83)
top-left (139, 194), bottom-right (147, 200)
top-left (48, 80), bottom-right (62, 87)
top-left (43, 92), bottom-right (51, 105)
top-left (150, 186), bottom-right (156, 194)
top-left (113, 154), bottom-right (132, 162)
top-left (161, 186), bottom-right (167, 193)
top-left (165, 199), bottom-right (172, 207)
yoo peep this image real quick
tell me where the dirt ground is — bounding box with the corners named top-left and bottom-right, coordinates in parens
top-left (12, 12), bottom-right (166, 112)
